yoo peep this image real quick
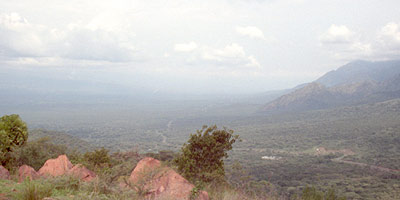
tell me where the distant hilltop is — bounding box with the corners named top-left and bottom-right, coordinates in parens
top-left (262, 60), bottom-right (400, 113)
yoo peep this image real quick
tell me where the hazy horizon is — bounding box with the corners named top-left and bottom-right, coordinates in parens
top-left (1, 0), bottom-right (400, 95)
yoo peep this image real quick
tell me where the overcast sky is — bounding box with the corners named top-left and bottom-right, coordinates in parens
top-left (1, 0), bottom-right (400, 94)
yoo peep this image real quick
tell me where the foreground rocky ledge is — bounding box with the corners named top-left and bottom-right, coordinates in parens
top-left (0, 154), bottom-right (96, 182)
top-left (129, 157), bottom-right (209, 200)
top-left (1, 156), bottom-right (209, 200)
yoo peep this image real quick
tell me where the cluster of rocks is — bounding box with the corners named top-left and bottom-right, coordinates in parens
top-left (0, 156), bottom-right (209, 200)
top-left (1, 155), bottom-right (96, 182)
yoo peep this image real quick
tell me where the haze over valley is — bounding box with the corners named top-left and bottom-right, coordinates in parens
top-left (1, 1), bottom-right (400, 199)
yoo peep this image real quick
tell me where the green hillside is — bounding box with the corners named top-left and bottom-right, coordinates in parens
top-left (28, 129), bottom-right (96, 153)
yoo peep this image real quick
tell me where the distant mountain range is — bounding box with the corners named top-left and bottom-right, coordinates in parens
top-left (262, 60), bottom-right (400, 113)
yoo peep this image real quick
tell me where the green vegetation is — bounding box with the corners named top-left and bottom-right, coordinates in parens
top-left (2, 98), bottom-right (400, 199)
top-left (83, 147), bottom-right (111, 169)
top-left (0, 177), bottom-right (278, 200)
top-left (0, 114), bottom-right (28, 169)
top-left (11, 137), bottom-right (67, 171)
top-left (175, 125), bottom-right (239, 184)
top-left (0, 130), bottom-right (277, 200)
top-left (0, 177), bottom-right (139, 200)
top-left (14, 179), bottom-right (54, 200)
top-left (28, 129), bottom-right (96, 153)
top-left (299, 187), bottom-right (346, 200)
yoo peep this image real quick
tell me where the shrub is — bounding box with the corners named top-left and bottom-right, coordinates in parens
top-left (14, 180), bottom-right (54, 200)
top-left (0, 114), bottom-right (28, 168)
top-left (301, 187), bottom-right (346, 200)
top-left (174, 125), bottom-right (239, 184)
top-left (50, 175), bottom-right (81, 191)
top-left (11, 137), bottom-right (67, 170)
top-left (84, 147), bottom-right (112, 170)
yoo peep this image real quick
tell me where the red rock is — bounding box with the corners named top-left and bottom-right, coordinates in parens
top-left (129, 157), bottom-right (162, 183)
top-left (0, 193), bottom-right (8, 200)
top-left (0, 166), bottom-right (10, 180)
top-left (39, 155), bottom-right (73, 177)
top-left (129, 157), bottom-right (209, 200)
top-left (68, 164), bottom-right (96, 182)
top-left (18, 165), bottom-right (40, 182)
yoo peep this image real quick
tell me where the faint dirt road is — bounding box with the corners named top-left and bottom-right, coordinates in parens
top-left (155, 120), bottom-right (174, 145)
top-left (156, 130), bottom-right (168, 144)
top-left (332, 155), bottom-right (400, 174)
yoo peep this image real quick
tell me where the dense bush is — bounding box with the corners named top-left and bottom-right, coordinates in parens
top-left (83, 147), bottom-right (112, 169)
top-left (11, 137), bottom-right (67, 170)
top-left (174, 125), bottom-right (239, 184)
top-left (299, 187), bottom-right (346, 200)
top-left (0, 114), bottom-right (28, 168)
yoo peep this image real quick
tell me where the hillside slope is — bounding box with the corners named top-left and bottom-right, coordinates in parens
top-left (262, 60), bottom-right (400, 113)
top-left (315, 60), bottom-right (400, 87)
top-left (29, 129), bottom-right (96, 152)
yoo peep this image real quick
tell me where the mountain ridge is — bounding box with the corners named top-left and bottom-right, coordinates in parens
top-left (262, 60), bottom-right (400, 113)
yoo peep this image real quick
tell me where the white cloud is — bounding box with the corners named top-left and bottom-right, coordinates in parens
top-left (1, 0), bottom-right (400, 93)
top-left (174, 42), bottom-right (198, 52)
top-left (247, 55), bottom-right (261, 68)
top-left (0, 12), bottom-right (138, 62)
top-left (350, 42), bottom-right (372, 53)
top-left (373, 22), bottom-right (400, 60)
top-left (318, 24), bottom-right (373, 61)
top-left (171, 42), bottom-right (261, 69)
top-left (320, 22), bottom-right (400, 61)
top-left (380, 22), bottom-right (400, 42)
top-left (0, 13), bottom-right (49, 57)
top-left (236, 26), bottom-right (266, 40)
top-left (201, 43), bottom-right (261, 68)
top-left (319, 24), bottom-right (355, 44)
top-left (62, 26), bottom-right (137, 62)
top-left (378, 22), bottom-right (400, 51)
top-left (202, 43), bottom-right (246, 61)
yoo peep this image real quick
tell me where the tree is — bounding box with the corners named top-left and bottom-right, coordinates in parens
top-left (174, 125), bottom-right (239, 184)
top-left (0, 114), bottom-right (28, 166)
top-left (83, 147), bottom-right (111, 169)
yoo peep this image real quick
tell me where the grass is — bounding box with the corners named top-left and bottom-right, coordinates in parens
top-left (15, 180), bottom-right (53, 200)
top-left (0, 176), bottom-right (141, 200)
top-left (0, 175), bottom-right (275, 200)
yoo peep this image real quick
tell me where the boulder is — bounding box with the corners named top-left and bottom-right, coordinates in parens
top-left (129, 157), bottom-right (209, 200)
top-left (39, 155), bottom-right (73, 177)
top-left (18, 165), bottom-right (40, 182)
top-left (0, 166), bottom-right (10, 180)
top-left (38, 155), bottom-right (96, 181)
top-left (129, 157), bottom-right (162, 183)
top-left (68, 164), bottom-right (96, 182)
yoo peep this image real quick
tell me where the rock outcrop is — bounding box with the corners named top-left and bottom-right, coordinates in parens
top-left (38, 155), bottom-right (95, 182)
top-left (68, 164), bottom-right (96, 182)
top-left (129, 157), bottom-right (209, 200)
top-left (18, 165), bottom-right (40, 182)
top-left (39, 155), bottom-right (73, 177)
top-left (0, 166), bottom-right (10, 180)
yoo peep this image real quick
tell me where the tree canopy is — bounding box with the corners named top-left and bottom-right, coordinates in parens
top-left (174, 125), bottom-right (239, 184)
top-left (0, 114), bottom-right (28, 166)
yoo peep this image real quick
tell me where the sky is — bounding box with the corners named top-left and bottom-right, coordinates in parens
top-left (0, 0), bottom-right (400, 94)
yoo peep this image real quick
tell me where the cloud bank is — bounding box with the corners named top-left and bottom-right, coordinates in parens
top-left (0, 0), bottom-right (399, 93)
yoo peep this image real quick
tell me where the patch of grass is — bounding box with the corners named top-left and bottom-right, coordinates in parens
top-left (13, 179), bottom-right (54, 200)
